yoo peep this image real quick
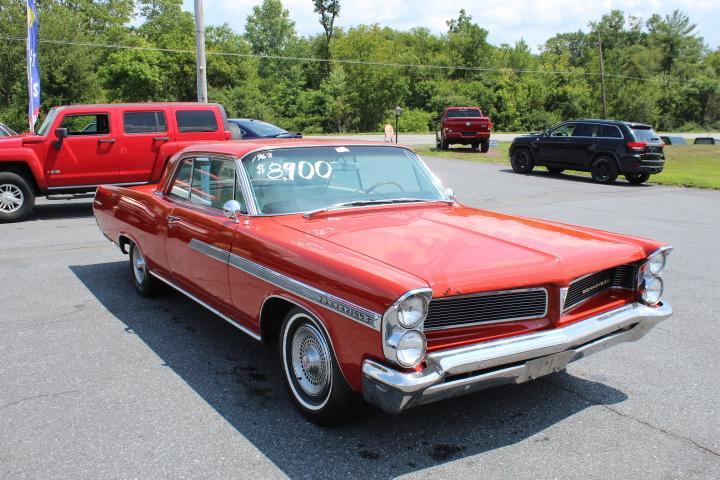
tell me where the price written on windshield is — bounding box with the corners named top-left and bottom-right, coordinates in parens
top-left (257, 161), bottom-right (333, 181)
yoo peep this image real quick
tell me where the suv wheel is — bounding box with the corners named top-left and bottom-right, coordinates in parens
top-left (590, 156), bottom-right (618, 184)
top-left (511, 148), bottom-right (535, 174)
top-left (280, 307), bottom-right (361, 426)
top-left (546, 166), bottom-right (564, 174)
top-left (0, 172), bottom-right (35, 223)
top-left (625, 173), bottom-right (650, 185)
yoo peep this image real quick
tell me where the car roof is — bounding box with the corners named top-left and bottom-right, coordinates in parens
top-left (51, 102), bottom-right (223, 111)
top-left (569, 119), bottom-right (653, 128)
top-left (180, 139), bottom-right (409, 157)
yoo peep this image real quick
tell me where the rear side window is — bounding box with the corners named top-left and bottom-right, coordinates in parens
top-left (631, 127), bottom-right (659, 142)
top-left (572, 123), bottom-right (598, 137)
top-left (123, 111), bottom-right (167, 134)
top-left (600, 125), bottom-right (623, 138)
top-left (169, 158), bottom-right (193, 200)
top-left (176, 110), bottom-right (218, 133)
top-left (61, 114), bottom-right (110, 135)
top-left (446, 109), bottom-right (482, 118)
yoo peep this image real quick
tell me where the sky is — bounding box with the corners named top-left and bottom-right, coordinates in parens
top-left (182, 0), bottom-right (720, 52)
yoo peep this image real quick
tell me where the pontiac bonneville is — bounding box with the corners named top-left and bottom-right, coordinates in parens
top-left (93, 140), bottom-right (672, 425)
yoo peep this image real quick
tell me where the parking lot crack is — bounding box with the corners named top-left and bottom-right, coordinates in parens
top-left (0, 390), bottom-right (79, 411)
top-left (543, 378), bottom-right (720, 458)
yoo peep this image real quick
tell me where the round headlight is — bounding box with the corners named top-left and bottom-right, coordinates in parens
top-left (647, 252), bottom-right (666, 276)
top-left (397, 295), bottom-right (427, 329)
top-left (642, 276), bottom-right (664, 305)
top-left (396, 330), bottom-right (426, 367)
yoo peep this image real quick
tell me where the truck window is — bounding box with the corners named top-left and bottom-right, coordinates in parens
top-left (176, 110), bottom-right (218, 133)
top-left (446, 109), bottom-right (482, 118)
top-left (123, 111), bottom-right (167, 134)
top-left (61, 114), bottom-right (110, 135)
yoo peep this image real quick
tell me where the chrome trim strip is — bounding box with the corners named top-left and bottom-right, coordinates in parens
top-left (148, 271), bottom-right (261, 341)
top-left (188, 238), bottom-right (382, 330)
top-left (423, 287), bottom-right (549, 331)
top-left (47, 181), bottom-right (148, 190)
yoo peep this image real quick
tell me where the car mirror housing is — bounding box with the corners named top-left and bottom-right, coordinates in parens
top-left (222, 200), bottom-right (243, 222)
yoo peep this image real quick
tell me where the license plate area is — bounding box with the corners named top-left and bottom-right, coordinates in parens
top-left (516, 351), bottom-right (575, 383)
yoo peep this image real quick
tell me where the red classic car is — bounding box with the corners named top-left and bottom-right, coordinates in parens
top-left (93, 140), bottom-right (672, 425)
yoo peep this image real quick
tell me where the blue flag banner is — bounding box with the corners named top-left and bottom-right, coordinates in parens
top-left (26, 0), bottom-right (40, 133)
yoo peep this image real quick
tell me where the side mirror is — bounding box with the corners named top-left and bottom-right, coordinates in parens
top-left (55, 127), bottom-right (68, 139)
top-left (222, 200), bottom-right (243, 222)
top-left (445, 187), bottom-right (456, 201)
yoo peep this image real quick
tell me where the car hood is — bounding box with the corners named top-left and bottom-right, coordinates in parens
top-left (274, 204), bottom-right (650, 297)
top-left (0, 136), bottom-right (24, 148)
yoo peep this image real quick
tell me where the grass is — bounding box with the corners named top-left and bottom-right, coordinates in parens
top-left (414, 143), bottom-right (720, 189)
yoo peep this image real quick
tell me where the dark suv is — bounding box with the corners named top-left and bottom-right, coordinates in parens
top-left (509, 120), bottom-right (665, 184)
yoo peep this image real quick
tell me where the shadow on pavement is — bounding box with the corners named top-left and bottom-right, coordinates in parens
top-left (498, 168), bottom-right (653, 187)
top-left (29, 200), bottom-right (94, 221)
top-left (71, 261), bottom-right (628, 480)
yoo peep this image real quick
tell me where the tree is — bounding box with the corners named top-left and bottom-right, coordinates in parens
top-left (244, 0), bottom-right (296, 77)
top-left (313, 0), bottom-right (340, 64)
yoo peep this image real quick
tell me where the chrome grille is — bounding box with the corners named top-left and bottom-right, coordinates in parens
top-left (564, 264), bottom-right (637, 311)
top-left (424, 288), bottom-right (548, 331)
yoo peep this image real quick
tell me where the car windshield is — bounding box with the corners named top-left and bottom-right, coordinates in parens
top-left (631, 127), bottom-right (660, 142)
top-left (240, 146), bottom-right (447, 215)
top-left (36, 108), bottom-right (58, 136)
top-left (238, 120), bottom-right (287, 137)
top-left (446, 108), bottom-right (482, 118)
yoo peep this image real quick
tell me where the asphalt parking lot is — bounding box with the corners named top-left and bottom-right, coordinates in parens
top-left (1, 156), bottom-right (719, 479)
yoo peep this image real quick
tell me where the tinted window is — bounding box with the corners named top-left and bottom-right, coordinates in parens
top-left (601, 125), bottom-right (623, 138)
top-left (61, 114), bottom-right (110, 135)
top-left (572, 123), bottom-right (598, 137)
top-left (236, 120), bottom-right (286, 137)
top-left (176, 110), bottom-right (218, 133)
top-left (123, 111), bottom-right (167, 134)
top-left (631, 127), bottom-right (660, 142)
top-left (169, 158), bottom-right (193, 200)
top-left (190, 158), bottom-right (240, 210)
top-left (550, 123), bottom-right (574, 137)
top-left (446, 109), bottom-right (482, 118)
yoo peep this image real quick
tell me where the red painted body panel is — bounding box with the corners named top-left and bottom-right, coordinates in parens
top-left (93, 139), bottom-right (668, 394)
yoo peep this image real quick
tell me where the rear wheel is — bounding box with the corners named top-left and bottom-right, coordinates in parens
top-left (0, 172), bottom-right (35, 223)
top-left (510, 148), bottom-right (535, 174)
top-left (546, 166), bottom-right (565, 174)
top-left (590, 156), bottom-right (619, 184)
top-left (480, 139), bottom-right (490, 153)
top-left (625, 172), bottom-right (650, 184)
top-left (129, 243), bottom-right (162, 297)
top-left (280, 307), bottom-right (361, 426)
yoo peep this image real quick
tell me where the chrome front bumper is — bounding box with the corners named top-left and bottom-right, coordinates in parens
top-left (362, 302), bottom-right (672, 414)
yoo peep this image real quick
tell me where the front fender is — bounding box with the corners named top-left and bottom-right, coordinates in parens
top-left (0, 148), bottom-right (46, 189)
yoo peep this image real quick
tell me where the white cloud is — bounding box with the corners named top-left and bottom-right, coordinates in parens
top-left (185, 0), bottom-right (720, 50)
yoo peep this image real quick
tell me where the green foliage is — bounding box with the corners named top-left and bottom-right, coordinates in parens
top-left (0, 1), bottom-right (718, 133)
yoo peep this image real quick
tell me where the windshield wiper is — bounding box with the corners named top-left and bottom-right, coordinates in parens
top-left (303, 198), bottom-right (453, 219)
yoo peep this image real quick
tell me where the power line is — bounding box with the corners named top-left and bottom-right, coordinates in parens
top-left (0, 35), bottom-right (673, 83)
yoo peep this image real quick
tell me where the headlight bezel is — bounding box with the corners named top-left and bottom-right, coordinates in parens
top-left (637, 246), bottom-right (672, 306)
top-left (382, 288), bottom-right (432, 368)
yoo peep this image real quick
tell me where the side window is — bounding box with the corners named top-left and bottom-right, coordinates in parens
top-left (190, 158), bottom-right (242, 210)
top-left (61, 114), bottom-right (110, 135)
top-left (169, 159), bottom-right (193, 200)
top-left (572, 123), bottom-right (597, 137)
top-left (123, 111), bottom-right (167, 134)
top-left (601, 125), bottom-right (623, 138)
top-left (550, 123), bottom-right (574, 137)
top-left (176, 110), bottom-right (218, 133)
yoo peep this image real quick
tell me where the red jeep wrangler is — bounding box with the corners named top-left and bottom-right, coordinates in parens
top-left (436, 107), bottom-right (492, 152)
top-left (0, 102), bottom-right (231, 222)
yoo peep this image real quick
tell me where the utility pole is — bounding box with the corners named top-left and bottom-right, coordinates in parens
top-left (194, 0), bottom-right (208, 103)
top-left (598, 33), bottom-right (608, 119)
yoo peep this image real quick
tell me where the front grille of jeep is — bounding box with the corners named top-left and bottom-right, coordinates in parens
top-left (424, 288), bottom-right (548, 331)
top-left (563, 264), bottom-right (637, 311)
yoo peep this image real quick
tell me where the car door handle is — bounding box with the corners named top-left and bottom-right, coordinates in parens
top-left (168, 215), bottom-right (181, 223)
top-left (153, 136), bottom-right (170, 142)
top-left (98, 138), bottom-right (116, 144)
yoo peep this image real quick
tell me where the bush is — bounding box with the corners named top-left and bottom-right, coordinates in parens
top-left (302, 125), bottom-right (324, 135)
top-left (379, 108), bottom-right (433, 133)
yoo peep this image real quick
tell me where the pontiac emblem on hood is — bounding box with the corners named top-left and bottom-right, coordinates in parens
top-left (582, 278), bottom-right (610, 295)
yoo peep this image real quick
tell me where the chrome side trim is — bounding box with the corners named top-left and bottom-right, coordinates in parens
top-left (188, 238), bottom-right (382, 330)
top-left (149, 271), bottom-right (261, 341)
top-left (47, 181), bottom-right (149, 191)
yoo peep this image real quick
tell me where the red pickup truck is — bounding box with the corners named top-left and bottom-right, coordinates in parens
top-left (0, 102), bottom-right (231, 222)
top-left (436, 107), bottom-right (492, 152)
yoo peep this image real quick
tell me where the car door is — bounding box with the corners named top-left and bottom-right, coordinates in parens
top-left (567, 122), bottom-right (598, 168)
top-left (117, 109), bottom-right (170, 183)
top-left (45, 111), bottom-right (119, 188)
top-left (537, 123), bottom-right (574, 165)
top-left (164, 155), bottom-right (242, 311)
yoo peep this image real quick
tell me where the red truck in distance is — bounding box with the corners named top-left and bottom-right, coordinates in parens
top-left (436, 107), bottom-right (492, 152)
top-left (0, 102), bottom-right (231, 222)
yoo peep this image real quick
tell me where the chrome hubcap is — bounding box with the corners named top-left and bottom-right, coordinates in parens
top-left (291, 324), bottom-right (331, 397)
top-left (132, 247), bottom-right (146, 284)
top-left (0, 184), bottom-right (23, 213)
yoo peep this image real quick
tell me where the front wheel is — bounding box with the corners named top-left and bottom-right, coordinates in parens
top-left (625, 172), bottom-right (650, 184)
top-left (280, 308), bottom-right (361, 426)
top-left (590, 156), bottom-right (619, 184)
top-left (510, 148), bottom-right (535, 174)
top-left (0, 172), bottom-right (35, 223)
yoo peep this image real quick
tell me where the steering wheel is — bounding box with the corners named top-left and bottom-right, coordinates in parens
top-left (365, 181), bottom-right (404, 193)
